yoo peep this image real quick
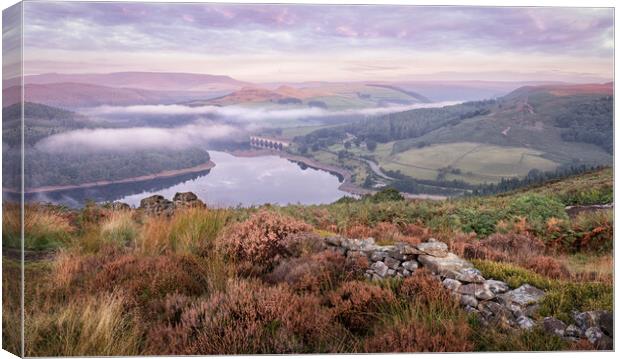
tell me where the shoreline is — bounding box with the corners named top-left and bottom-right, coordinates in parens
top-left (19, 160), bottom-right (216, 194)
top-left (229, 149), bottom-right (447, 200)
top-left (229, 149), bottom-right (373, 196)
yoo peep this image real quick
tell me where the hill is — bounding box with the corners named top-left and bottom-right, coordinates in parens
top-left (23, 71), bottom-right (248, 91)
top-left (3, 83), bottom-right (228, 108)
top-left (291, 83), bottom-right (613, 189)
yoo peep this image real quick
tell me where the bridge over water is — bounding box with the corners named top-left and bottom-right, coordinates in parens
top-left (249, 136), bottom-right (290, 151)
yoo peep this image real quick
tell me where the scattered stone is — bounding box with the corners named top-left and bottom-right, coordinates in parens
top-left (383, 256), bottom-right (401, 270)
top-left (456, 268), bottom-right (485, 283)
top-left (416, 241), bottom-right (449, 257)
top-left (370, 261), bottom-right (389, 277)
top-left (485, 279), bottom-right (510, 294)
top-left (516, 315), bottom-right (536, 330)
top-left (543, 317), bottom-right (567, 337)
top-left (442, 278), bottom-right (462, 292)
top-left (418, 253), bottom-right (474, 276)
top-left (401, 260), bottom-right (419, 272)
top-left (599, 311), bottom-right (613, 337)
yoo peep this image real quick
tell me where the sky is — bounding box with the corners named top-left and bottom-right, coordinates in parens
top-left (15, 2), bottom-right (615, 83)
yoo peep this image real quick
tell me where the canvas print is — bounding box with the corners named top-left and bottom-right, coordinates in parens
top-left (1, 1), bottom-right (614, 356)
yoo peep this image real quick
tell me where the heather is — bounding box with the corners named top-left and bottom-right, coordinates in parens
top-left (3, 168), bottom-right (613, 355)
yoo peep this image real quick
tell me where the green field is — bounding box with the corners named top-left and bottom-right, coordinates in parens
top-left (380, 142), bottom-right (559, 184)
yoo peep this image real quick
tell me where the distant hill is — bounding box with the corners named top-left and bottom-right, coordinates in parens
top-left (23, 71), bottom-right (249, 92)
top-left (3, 82), bottom-right (228, 108)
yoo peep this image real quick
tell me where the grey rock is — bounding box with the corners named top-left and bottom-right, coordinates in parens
top-left (516, 316), bottom-right (536, 330)
top-left (485, 279), bottom-right (510, 294)
top-left (565, 324), bottom-right (583, 338)
top-left (370, 251), bottom-right (387, 262)
top-left (442, 278), bottom-right (462, 292)
top-left (371, 261), bottom-right (389, 277)
top-left (460, 294), bottom-right (478, 307)
top-left (456, 268), bottom-right (485, 283)
top-left (416, 241), bottom-right (449, 257)
top-left (383, 256), bottom-right (401, 270)
top-left (401, 260), bottom-right (419, 272)
top-left (397, 243), bottom-right (423, 255)
top-left (459, 284), bottom-right (495, 300)
top-left (109, 202), bottom-right (130, 211)
top-left (402, 269), bottom-right (412, 277)
top-left (543, 317), bottom-right (567, 337)
top-left (574, 310), bottom-right (613, 338)
top-left (387, 269), bottom-right (396, 276)
top-left (418, 253), bottom-right (474, 276)
top-left (585, 326), bottom-right (605, 345)
top-left (500, 284), bottom-right (545, 306)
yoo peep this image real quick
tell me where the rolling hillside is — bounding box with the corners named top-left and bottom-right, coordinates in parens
top-left (292, 83), bottom-right (613, 188)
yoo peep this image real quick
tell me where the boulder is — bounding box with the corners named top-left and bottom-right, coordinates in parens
top-left (139, 195), bottom-right (174, 216)
top-left (499, 284), bottom-right (545, 307)
top-left (543, 317), bottom-right (567, 337)
top-left (173, 192), bottom-right (205, 209)
top-left (418, 253), bottom-right (474, 276)
top-left (416, 241), bottom-right (449, 257)
top-left (325, 236), bottom-right (343, 246)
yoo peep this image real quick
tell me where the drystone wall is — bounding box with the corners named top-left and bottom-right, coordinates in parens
top-left (324, 236), bottom-right (613, 349)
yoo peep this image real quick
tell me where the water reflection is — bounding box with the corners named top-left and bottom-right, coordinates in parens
top-left (23, 151), bottom-right (348, 208)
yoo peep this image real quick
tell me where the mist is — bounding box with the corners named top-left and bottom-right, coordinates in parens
top-left (35, 121), bottom-right (240, 153)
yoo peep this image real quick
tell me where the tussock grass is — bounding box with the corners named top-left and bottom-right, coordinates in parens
top-left (25, 293), bottom-right (140, 356)
top-left (3, 204), bottom-right (74, 250)
top-left (100, 211), bottom-right (138, 246)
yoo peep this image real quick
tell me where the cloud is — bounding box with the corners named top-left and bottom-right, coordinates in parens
top-left (35, 121), bottom-right (239, 154)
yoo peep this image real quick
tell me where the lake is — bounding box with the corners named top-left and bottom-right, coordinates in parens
top-left (25, 151), bottom-right (349, 207)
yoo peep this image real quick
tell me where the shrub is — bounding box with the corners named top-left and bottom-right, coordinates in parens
top-left (571, 210), bottom-right (613, 253)
top-left (507, 194), bottom-right (567, 226)
top-left (144, 279), bottom-right (343, 354)
top-left (266, 250), bottom-right (346, 292)
top-left (457, 208), bottom-right (499, 237)
top-left (364, 270), bottom-right (472, 353)
top-left (327, 281), bottom-right (396, 334)
top-left (24, 293), bottom-right (140, 356)
top-left (215, 210), bottom-right (312, 274)
top-left (92, 254), bottom-right (210, 306)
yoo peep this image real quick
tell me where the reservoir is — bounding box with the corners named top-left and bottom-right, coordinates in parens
top-left (25, 151), bottom-right (349, 207)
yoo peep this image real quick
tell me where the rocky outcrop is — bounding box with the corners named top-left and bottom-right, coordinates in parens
top-left (323, 235), bottom-right (613, 347)
top-left (138, 192), bottom-right (205, 216)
